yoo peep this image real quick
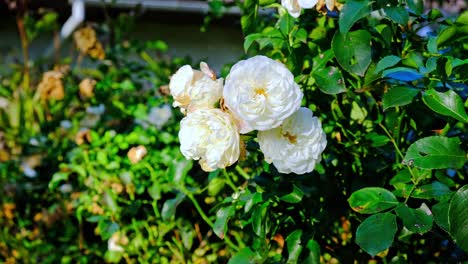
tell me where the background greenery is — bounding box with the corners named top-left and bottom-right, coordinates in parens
top-left (0, 0), bottom-right (467, 263)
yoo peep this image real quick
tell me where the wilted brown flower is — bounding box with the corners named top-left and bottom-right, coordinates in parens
top-left (88, 42), bottom-right (105, 60)
top-left (159, 85), bottom-right (170, 96)
top-left (79, 78), bottom-right (96, 98)
top-left (74, 26), bottom-right (97, 54)
top-left (316, 0), bottom-right (343, 14)
top-left (37, 70), bottom-right (65, 100)
top-left (75, 129), bottom-right (92, 145)
top-left (73, 26), bottom-right (106, 60)
top-left (2, 203), bottom-right (15, 220)
top-left (127, 145), bottom-right (147, 164)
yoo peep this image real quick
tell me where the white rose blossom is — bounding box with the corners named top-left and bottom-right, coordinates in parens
top-left (258, 107), bottom-right (327, 174)
top-left (179, 109), bottom-right (240, 172)
top-left (223, 55), bottom-right (303, 134)
top-left (169, 62), bottom-right (223, 113)
top-left (281, 0), bottom-right (319, 18)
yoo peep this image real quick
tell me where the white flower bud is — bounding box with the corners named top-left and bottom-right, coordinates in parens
top-left (169, 63), bottom-right (223, 113)
top-left (258, 107), bottom-right (327, 174)
top-left (179, 109), bottom-right (240, 172)
top-left (281, 0), bottom-right (318, 17)
top-left (223, 55), bottom-right (303, 133)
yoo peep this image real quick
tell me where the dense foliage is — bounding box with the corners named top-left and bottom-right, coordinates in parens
top-left (0, 0), bottom-right (467, 263)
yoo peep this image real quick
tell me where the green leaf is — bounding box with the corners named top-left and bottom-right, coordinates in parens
top-left (403, 136), bottom-right (466, 169)
top-left (313, 66), bottom-right (347, 95)
top-left (356, 213), bottom-right (397, 257)
top-left (279, 12), bottom-right (294, 36)
top-left (390, 169), bottom-right (412, 185)
top-left (422, 89), bottom-right (468, 123)
top-left (161, 192), bottom-right (186, 222)
top-left (252, 203), bottom-right (269, 237)
top-left (339, 0), bottom-right (370, 34)
top-left (384, 7), bottom-right (409, 25)
top-left (304, 240), bottom-right (320, 263)
top-left (411, 182), bottom-right (452, 201)
top-left (448, 185), bottom-right (468, 252)
top-left (228, 247), bottom-right (257, 264)
top-left (214, 206), bottom-right (235, 239)
top-left (244, 33), bottom-right (263, 53)
top-left (383, 86), bottom-right (419, 111)
top-left (285, 230), bottom-right (303, 264)
top-left (374, 55), bottom-right (401, 74)
top-left (348, 187), bottom-right (399, 214)
top-left (332, 30), bottom-right (372, 76)
top-left (280, 185), bottom-right (305, 203)
top-left (456, 10), bottom-right (468, 24)
top-left (48, 172), bottom-right (70, 190)
top-left (433, 201), bottom-right (449, 232)
top-left (406, 0), bottom-right (424, 15)
top-left (396, 204), bottom-right (433, 234)
top-left (98, 220), bottom-right (119, 240)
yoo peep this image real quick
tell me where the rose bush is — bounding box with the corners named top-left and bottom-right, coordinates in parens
top-left (1, 0), bottom-right (467, 263)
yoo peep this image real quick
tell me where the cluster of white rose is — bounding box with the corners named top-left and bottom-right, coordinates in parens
top-left (282, 0), bottom-right (342, 18)
top-left (169, 55), bottom-right (327, 174)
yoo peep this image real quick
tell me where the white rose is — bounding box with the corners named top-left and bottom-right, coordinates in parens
top-left (179, 109), bottom-right (240, 172)
top-left (169, 63), bottom-right (223, 113)
top-left (258, 107), bottom-right (327, 174)
top-left (281, 0), bottom-right (319, 17)
top-left (223, 55), bottom-right (303, 134)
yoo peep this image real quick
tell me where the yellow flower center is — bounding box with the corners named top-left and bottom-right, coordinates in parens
top-left (254, 87), bottom-right (268, 97)
top-left (283, 132), bottom-right (297, 144)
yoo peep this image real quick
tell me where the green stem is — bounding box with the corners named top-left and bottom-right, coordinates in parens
top-left (379, 122), bottom-right (420, 199)
top-left (222, 170), bottom-right (238, 191)
top-left (179, 186), bottom-right (240, 251)
top-left (235, 165), bottom-right (250, 180)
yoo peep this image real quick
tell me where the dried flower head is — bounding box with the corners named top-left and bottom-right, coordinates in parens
top-left (73, 26), bottom-right (105, 60)
top-left (79, 78), bottom-right (97, 98)
top-left (127, 145), bottom-right (147, 164)
top-left (37, 70), bottom-right (65, 100)
top-left (75, 129), bottom-right (92, 145)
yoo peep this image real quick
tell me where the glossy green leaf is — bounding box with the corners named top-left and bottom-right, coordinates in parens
top-left (228, 247), bottom-right (257, 264)
top-left (407, 0), bottom-right (424, 15)
top-left (285, 230), bottom-right (303, 264)
top-left (161, 192), bottom-right (186, 222)
top-left (244, 33), bottom-right (263, 53)
top-left (356, 213), bottom-right (397, 257)
top-left (252, 203), bottom-right (269, 237)
top-left (422, 89), bottom-right (468, 123)
top-left (433, 201), bottom-right (450, 232)
top-left (348, 187), bottom-right (399, 214)
top-left (448, 185), bottom-right (468, 252)
top-left (313, 66), bottom-right (347, 94)
top-left (332, 30), bottom-right (372, 76)
top-left (280, 185), bottom-right (305, 203)
top-left (390, 169), bottom-right (412, 185)
top-left (383, 86), bottom-right (419, 111)
top-left (403, 136), bottom-right (466, 169)
top-left (396, 204), bottom-right (433, 234)
top-left (304, 240), bottom-right (320, 264)
top-left (339, 0), bottom-right (370, 34)
top-left (214, 206), bottom-right (235, 239)
top-left (384, 7), bottom-right (409, 25)
top-left (374, 55), bottom-right (401, 73)
top-left (412, 182), bottom-right (452, 201)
